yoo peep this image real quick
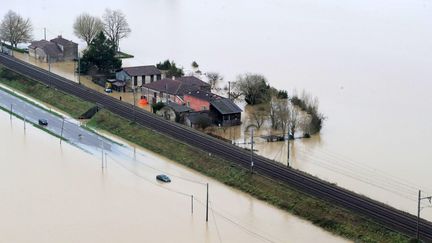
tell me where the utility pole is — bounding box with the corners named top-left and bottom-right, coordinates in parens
top-left (250, 129), bottom-right (254, 173)
top-left (23, 116), bottom-right (26, 132)
top-left (10, 104), bottom-right (12, 120)
top-left (287, 125), bottom-right (290, 167)
top-left (206, 183), bottom-right (209, 222)
top-left (77, 51), bottom-right (81, 84)
top-left (133, 88), bottom-right (137, 122)
top-left (228, 81), bottom-right (231, 100)
top-left (104, 152), bottom-right (107, 168)
top-left (417, 190), bottom-right (432, 241)
top-left (60, 118), bottom-right (65, 144)
top-left (101, 140), bottom-right (104, 169)
top-left (191, 195), bottom-right (194, 214)
top-left (48, 56), bottom-right (51, 72)
top-left (44, 28), bottom-right (46, 40)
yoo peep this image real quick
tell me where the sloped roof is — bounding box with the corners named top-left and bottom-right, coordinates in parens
top-left (185, 90), bottom-right (221, 102)
top-left (165, 102), bottom-right (193, 113)
top-left (177, 76), bottom-right (210, 87)
top-left (28, 40), bottom-right (51, 49)
top-left (121, 65), bottom-right (161, 77)
top-left (142, 78), bottom-right (199, 95)
top-left (210, 98), bottom-right (242, 115)
top-left (43, 43), bottom-right (62, 57)
top-left (50, 35), bottom-right (77, 46)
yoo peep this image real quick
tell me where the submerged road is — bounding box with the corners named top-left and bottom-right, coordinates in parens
top-left (1, 53), bottom-right (431, 241)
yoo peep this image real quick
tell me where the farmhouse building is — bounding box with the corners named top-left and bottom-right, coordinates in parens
top-left (28, 36), bottom-right (78, 62)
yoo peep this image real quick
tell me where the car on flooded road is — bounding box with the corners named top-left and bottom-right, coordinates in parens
top-left (38, 119), bottom-right (48, 126)
top-left (156, 174), bottom-right (171, 183)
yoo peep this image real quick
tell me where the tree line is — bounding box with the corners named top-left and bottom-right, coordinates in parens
top-left (229, 73), bottom-right (324, 138)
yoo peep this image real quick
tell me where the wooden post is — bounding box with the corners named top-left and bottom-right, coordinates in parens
top-left (191, 195), bottom-right (194, 214)
top-left (206, 183), bottom-right (209, 222)
top-left (60, 118), bottom-right (65, 144)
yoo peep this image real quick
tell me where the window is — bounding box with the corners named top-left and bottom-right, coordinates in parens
top-left (187, 102), bottom-right (190, 107)
top-left (133, 76), bottom-right (137, 86)
top-left (201, 106), bottom-right (207, 111)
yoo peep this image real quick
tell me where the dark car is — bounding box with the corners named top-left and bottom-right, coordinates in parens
top-left (156, 174), bottom-right (171, 183)
top-left (38, 119), bottom-right (48, 126)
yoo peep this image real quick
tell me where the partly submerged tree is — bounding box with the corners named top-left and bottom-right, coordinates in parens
top-left (79, 32), bottom-right (121, 75)
top-left (248, 103), bottom-right (269, 129)
top-left (269, 98), bottom-right (300, 138)
top-left (73, 13), bottom-right (103, 46)
top-left (234, 73), bottom-right (271, 105)
top-left (102, 9), bottom-right (131, 52)
top-left (0, 10), bottom-right (32, 47)
top-left (156, 59), bottom-right (184, 78)
top-left (206, 72), bottom-right (223, 90)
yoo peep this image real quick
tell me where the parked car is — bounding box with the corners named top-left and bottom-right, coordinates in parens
top-left (156, 174), bottom-right (171, 183)
top-left (38, 119), bottom-right (48, 126)
top-left (105, 88), bottom-right (112, 93)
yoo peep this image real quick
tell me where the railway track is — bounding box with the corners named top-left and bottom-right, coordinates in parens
top-left (1, 53), bottom-right (431, 241)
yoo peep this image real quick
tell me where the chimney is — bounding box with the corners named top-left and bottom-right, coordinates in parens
top-left (58, 35), bottom-right (62, 39)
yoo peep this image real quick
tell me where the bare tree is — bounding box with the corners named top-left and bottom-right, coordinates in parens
top-left (102, 9), bottom-right (131, 51)
top-left (270, 98), bottom-right (301, 138)
top-left (248, 103), bottom-right (269, 129)
top-left (73, 13), bottom-right (103, 46)
top-left (269, 98), bottom-right (280, 130)
top-left (288, 104), bottom-right (300, 137)
top-left (206, 72), bottom-right (223, 90)
top-left (298, 113), bottom-right (312, 136)
top-left (0, 10), bottom-right (32, 47)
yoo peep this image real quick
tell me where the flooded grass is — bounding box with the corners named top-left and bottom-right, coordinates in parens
top-left (0, 67), bottom-right (411, 242)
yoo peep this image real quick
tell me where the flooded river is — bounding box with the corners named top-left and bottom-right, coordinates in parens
top-left (2, 0), bottom-right (432, 220)
top-left (0, 111), bottom-right (348, 242)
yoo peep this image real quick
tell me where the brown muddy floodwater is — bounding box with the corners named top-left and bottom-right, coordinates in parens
top-left (2, 0), bottom-right (432, 221)
top-left (0, 111), bottom-right (348, 242)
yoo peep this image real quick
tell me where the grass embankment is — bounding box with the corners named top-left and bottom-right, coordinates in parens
top-left (0, 68), bottom-right (93, 118)
top-left (0, 101), bottom-right (67, 141)
top-left (0, 66), bottom-right (411, 242)
top-left (1, 43), bottom-right (29, 54)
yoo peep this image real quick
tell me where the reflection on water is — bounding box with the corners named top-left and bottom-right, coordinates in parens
top-left (0, 111), bottom-right (348, 242)
top-left (3, 0), bottom-right (432, 221)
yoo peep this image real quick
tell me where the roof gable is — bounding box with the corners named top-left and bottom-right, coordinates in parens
top-left (177, 76), bottom-right (210, 87)
top-left (121, 65), bottom-right (161, 77)
top-left (50, 35), bottom-right (77, 46)
top-left (210, 98), bottom-right (242, 115)
top-left (29, 40), bottom-right (51, 49)
top-left (185, 90), bottom-right (221, 102)
top-left (143, 78), bottom-right (199, 95)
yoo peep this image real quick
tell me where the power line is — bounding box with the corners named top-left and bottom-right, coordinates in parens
top-left (298, 146), bottom-right (432, 196)
top-left (294, 149), bottom-right (420, 202)
top-left (193, 198), bottom-right (278, 243)
top-left (210, 201), bottom-right (223, 243)
top-left (106, 154), bottom-right (192, 198)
